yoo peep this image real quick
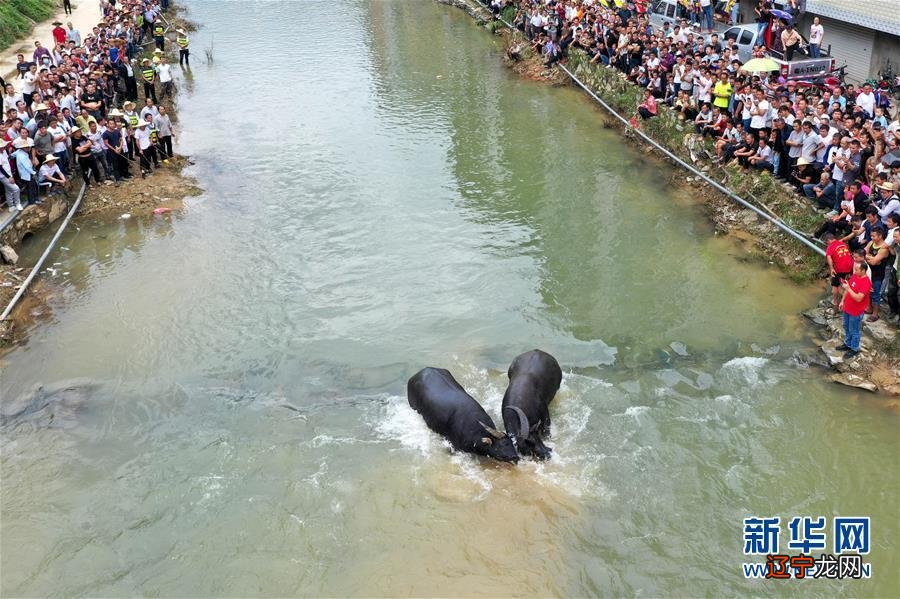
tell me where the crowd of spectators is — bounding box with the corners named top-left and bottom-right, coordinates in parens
top-left (0, 0), bottom-right (189, 212)
top-left (490, 0), bottom-right (900, 330)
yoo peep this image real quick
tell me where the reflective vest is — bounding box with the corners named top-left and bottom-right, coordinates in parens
top-left (142, 67), bottom-right (155, 82)
top-left (148, 125), bottom-right (159, 143)
top-left (153, 24), bottom-right (164, 37)
top-left (177, 35), bottom-right (189, 49)
top-left (125, 112), bottom-right (139, 127)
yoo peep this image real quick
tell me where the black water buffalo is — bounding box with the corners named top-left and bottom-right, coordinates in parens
top-left (407, 367), bottom-right (518, 463)
top-left (501, 350), bottom-right (562, 460)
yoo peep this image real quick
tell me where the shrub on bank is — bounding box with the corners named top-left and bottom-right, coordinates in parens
top-left (0, 0), bottom-right (55, 50)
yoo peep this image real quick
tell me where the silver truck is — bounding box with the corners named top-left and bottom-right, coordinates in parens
top-left (721, 23), bottom-right (836, 80)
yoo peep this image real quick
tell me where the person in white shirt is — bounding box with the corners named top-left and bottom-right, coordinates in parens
top-left (134, 121), bottom-right (159, 175)
top-left (855, 83), bottom-right (876, 118)
top-left (749, 88), bottom-right (769, 137)
top-left (140, 98), bottom-right (160, 122)
top-left (809, 17), bottom-right (824, 58)
top-left (21, 64), bottom-right (38, 107)
top-left (46, 116), bottom-right (69, 175)
top-left (2, 84), bottom-right (23, 114)
top-left (38, 155), bottom-right (66, 190)
top-left (827, 136), bottom-right (850, 201)
top-left (749, 137), bottom-right (774, 171)
top-left (156, 56), bottom-right (174, 99)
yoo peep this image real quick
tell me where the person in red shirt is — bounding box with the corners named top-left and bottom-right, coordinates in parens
top-left (839, 260), bottom-right (871, 357)
top-left (824, 233), bottom-right (854, 306)
top-left (51, 22), bottom-right (67, 46)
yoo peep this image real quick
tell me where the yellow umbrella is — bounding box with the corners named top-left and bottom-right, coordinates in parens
top-left (740, 57), bottom-right (780, 73)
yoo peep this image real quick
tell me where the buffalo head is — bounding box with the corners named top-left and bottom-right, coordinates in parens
top-left (504, 406), bottom-right (552, 460)
top-left (477, 421), bottom-right (519, 463)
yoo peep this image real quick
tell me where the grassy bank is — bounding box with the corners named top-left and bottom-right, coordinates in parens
top-left (0, 0), bottom-right (55, 50)
top-left (564, 48), bottom-right (824, 282)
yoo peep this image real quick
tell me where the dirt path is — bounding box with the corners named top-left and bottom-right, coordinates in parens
top-left (1, 0), bottom-right (102, 85)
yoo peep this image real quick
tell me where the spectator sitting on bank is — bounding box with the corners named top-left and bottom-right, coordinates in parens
top-left (637, 89), bottom-right (657, 119)
top-left (694, 103), bottom-right (712, 133)
top-left (791, 157), bottom-right (815, 191)
top-left (803, 171), bottom-right (835, 209)
top-left (748, 136), bottom-right (775, 171)
top-left (38, 154), bottom-right (66, 191)
top-left (733, 131), bottom-right (758, 167)
top-left (714, 118), bottom-right (742, 162)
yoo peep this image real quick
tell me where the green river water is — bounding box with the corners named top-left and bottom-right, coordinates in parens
top-left (1, 1), bottom-right (898, 596)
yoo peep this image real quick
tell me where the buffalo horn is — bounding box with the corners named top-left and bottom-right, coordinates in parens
top-left (504, 406), bottom-right (530, 438)
top-left (479, 421), bottom-right (505, 439)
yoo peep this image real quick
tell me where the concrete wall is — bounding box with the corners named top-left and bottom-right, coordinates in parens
top-left (871, 30), bottom-right (900, 81)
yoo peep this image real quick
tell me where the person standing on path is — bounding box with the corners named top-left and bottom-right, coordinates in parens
top-left (71, 128), bottom-right (102, 187)
top-left (154, 105), bottom-right (174, 159)
top-left (153, 20), bottom-right (166, 51)
top-left (63, 0), bottom-right (72, 15)
top-left (176, 29), bottom-right (190, 67)
top-left (157, 56), bottom-right (174, 100)
top-left (838, 259), bottom-right (871, 358)
top-left (140, 59), bottom-right (157, 103)
top-left (12, 138), bottom-right (38, 206)
top-left (0, 139), bottom-right (23, 212)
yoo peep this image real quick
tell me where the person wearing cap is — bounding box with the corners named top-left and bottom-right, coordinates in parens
top-left (176, 28), bottom-right (190, 67)
top-left (38, 154), bottom-right (66, 191)
top-left (140, 59), bottom-right (157, 103)
top-left (0, 139), bottom-right (23, 212)
top-left (71, 128), bottom-right (103, 187)
top-left (12, 138), bottom-right (38, 205)
top-left (875, 181), bottom-right (900, 225)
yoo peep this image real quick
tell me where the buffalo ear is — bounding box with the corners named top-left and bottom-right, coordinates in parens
top-left (481, 436), bottom-right (493, 445)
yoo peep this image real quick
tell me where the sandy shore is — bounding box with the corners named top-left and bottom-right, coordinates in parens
top-left (1, 0), bottom-right (102, 85)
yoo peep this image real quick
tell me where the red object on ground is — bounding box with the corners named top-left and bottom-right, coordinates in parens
top-left (153, 207), bottom-right (172, 215)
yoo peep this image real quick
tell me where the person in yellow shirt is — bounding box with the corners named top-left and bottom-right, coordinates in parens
top-left (712, 72), bottom-right (733, 111)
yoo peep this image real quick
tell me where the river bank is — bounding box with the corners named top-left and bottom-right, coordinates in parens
top-left (0, 3), bottom-right (202, 346)
top-left (437, 0), bottom-right (899, 396)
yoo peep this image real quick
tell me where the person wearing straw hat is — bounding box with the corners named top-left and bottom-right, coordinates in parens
top-left (176, 28), bottom-right (190, 67)
top-left (0, 139), bottom-right (23, 212)
top-left (133, 120), bottom-right (158, 176)
top-left (12, 138), bottom-right (38, 206)
top-left (38, 154), bottom-right (67, 191)
top-left (875, 181), bottom-right (900, 225)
